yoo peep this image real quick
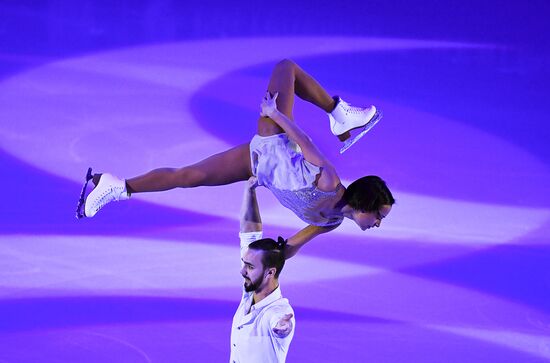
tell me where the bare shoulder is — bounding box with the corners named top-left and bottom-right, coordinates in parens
top-left (316, 163), bottom-right (341, 192)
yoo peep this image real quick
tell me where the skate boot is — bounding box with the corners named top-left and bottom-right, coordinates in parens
top-left (83, 172), bottom-right (130, 218)
top-left (329, 97), bottom-right (383, 154)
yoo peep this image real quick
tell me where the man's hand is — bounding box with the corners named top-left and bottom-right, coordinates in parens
top-left (246, 176), bottom-right (259, 190)
top-left (272, 313), bottom-right (293, 338)
top-left (260, 91), bottom-right (279, 118)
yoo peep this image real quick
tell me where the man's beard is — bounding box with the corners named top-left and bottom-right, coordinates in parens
top-left (243, 272), bottom-right (264, 292)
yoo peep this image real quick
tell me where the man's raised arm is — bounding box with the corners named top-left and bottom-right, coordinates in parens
top-left (240, 177), bottom-right (262, 234)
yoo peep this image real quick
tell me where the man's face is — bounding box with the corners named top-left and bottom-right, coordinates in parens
top-left (353, 204), bottom-right (392, 231)
top-left (240, 249), bottom-right (266, 292)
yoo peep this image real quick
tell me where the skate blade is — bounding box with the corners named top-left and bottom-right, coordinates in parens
top-left (75, 167), bottom-right (93, 219)
top-left (340, 110), bottom-right (383, 154)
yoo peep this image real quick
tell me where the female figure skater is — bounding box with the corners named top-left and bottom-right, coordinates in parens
top-left (78, 59), bottom-right (395, 258)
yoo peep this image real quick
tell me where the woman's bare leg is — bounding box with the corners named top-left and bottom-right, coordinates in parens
top-left (258, 59), bottom-right (336, 136)
top-left (94, 60), bottom-right (329, 192)
top-left (95, 143), bottom-right (252, 193)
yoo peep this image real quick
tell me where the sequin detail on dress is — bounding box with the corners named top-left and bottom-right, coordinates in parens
top-left (269, 184), bottom-right (344, 227)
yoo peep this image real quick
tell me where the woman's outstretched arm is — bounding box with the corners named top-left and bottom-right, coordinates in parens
top-left (284, 223), bottom-right (340, 259)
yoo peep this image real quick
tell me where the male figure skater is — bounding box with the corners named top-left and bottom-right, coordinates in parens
top-left (231, 177), bottom-right (295, 363)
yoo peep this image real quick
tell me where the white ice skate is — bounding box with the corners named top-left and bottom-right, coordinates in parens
top-left (82, 172), bottom-right (129, 218)
top-left (329, 97), bottom-right (383, 154)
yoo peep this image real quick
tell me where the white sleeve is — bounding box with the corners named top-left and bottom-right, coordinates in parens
top-left (239, 231), bottom-right (263, 254)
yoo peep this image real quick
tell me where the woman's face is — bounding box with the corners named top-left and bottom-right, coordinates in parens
top-left (352, 204), bottom-right (392, 231)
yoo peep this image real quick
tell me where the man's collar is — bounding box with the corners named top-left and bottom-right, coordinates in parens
top-left (252, 285), bottom-right (282, 311)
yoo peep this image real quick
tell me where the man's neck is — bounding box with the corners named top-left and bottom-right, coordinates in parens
top-left (252, 281), bottom-right (279, 305)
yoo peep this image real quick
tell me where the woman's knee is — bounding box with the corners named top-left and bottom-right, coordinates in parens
top-left (275, 59), bottom-right (296, 74)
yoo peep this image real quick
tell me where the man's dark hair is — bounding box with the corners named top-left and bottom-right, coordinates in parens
top-left (344, 175), bottom-right (395, 212)
top-left (248, 238), bottom-right (286, 278)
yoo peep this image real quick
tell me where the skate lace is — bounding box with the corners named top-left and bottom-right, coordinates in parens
top-left (92, 186), bottom-right (124, 212)
top-left (343, 103), bottom-right (364, 115)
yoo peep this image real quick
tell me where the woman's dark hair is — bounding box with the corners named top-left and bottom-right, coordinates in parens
top-left (248, 238), bottom-right (286, 278)
top-left (343, 175), bottom-right (395, 212)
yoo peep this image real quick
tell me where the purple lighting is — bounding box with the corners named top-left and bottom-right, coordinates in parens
top-left (1, 2), bottom-right (549, 362)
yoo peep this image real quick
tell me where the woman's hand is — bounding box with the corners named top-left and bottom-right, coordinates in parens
top-left (260, 91), bottom-right (279, 118)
